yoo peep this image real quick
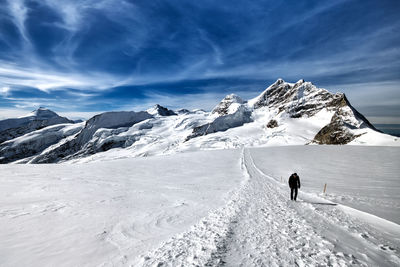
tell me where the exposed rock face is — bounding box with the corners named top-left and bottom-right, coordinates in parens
top-left (0, 108), bottom-right (74, 144)
top-left (267, 119), bottom-right (278, 128)
top-left (252, 79), bottom-right (345, 118)
top-left (212, 94), bottom-right (245, 116)
top-left (147, 104), bottom-right (177, 116)
top-left (176, 109), bottom-right (191, 115)
top-left (251, 79), bottom-right (379, 145)
top-left (313, 114), bottom-right (361, 145)
top-left (312, 95), bottom-right (376, 144)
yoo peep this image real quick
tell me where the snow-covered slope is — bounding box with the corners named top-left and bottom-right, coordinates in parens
top-left (0, 80), bottom-right (398, 163)
top-left (211, 94), bottom-right (246, 116)
top-left (29, 111), bottom-right (153, 163)
top-left (0, 123), bottom-right (84, 164)
top-left (0, 107), bottom-right (75, 144)
top-left (186, 104), bottom-right (252, 141)
top-left (1, 147), bottom-right (399, 266)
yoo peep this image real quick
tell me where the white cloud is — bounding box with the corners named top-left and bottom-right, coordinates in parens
top-left (0, 108), bottom-right (32, 120)
top-left (39, 0), bottom-right (139, 32)
top-left (7, 0), bottom-right (29, 44)
top-left (0, 63), bottom-right (124, 92)
top-left (0, 86), bottom-right (10, 97)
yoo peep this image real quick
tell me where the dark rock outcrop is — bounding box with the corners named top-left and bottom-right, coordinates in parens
top-left (148, 104), bottom-right (177, 116)
top-left (253, 79), bottom-right (345, 118)
top-left (312, 95), bottom-right (376, 144)
top-left (253, 79), bottom-right (380, 145)
top-left (267, 120), bottom-right (278, 128)
top-left (313, 113), bottom-right (363, 145)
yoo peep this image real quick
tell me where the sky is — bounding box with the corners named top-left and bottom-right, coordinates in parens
top-left (0, 0), bottom-right (399, 123)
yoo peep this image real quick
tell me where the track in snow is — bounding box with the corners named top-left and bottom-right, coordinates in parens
top-left (132, 148), bottom-right (400, 266)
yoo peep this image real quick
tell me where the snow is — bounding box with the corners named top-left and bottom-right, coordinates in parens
top-left (6, 123), bottom-right (83, 147)
top-left (0, 107), bottom-right (71, 132)
top-left (0, 150), bottom-right (243, 266)
top-left (146, 104), bottom-right (177, 117)
top-left (249, 146), bottom-right (400, 224)
top-left (211, 94), bottom-right (245, 116)
top-left (1, 146), bottom-right (399, 266)
top-left (138, 148), bottom-right (400, 266)
top-left (349, 128), bottom-right (399, 146)
top-left (0, 123), bottom-right (84, 163)
top-left (51, 103), bottom-right (397, 164)
top-left (25, 107), bottom-right (60, 120)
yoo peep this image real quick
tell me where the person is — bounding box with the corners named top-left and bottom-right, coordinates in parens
top-left (288, 173), bottom-right (301, 201)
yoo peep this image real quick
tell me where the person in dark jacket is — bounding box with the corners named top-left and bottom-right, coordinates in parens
top-left (288, 173), bottom-right (301, 201)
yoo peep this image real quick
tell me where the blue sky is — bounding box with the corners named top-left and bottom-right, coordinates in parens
top-left (0, 0), bottom-right (399, 122)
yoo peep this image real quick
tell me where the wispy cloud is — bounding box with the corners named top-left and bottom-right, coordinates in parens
top-left (0, 63), bottom-right (125, 93)
top-left (6, 0), bottom-right (29, 44)
top-left (0, 0), bottom-right (399, 123)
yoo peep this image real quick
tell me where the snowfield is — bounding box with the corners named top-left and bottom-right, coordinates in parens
top-left (250, 146), bottom-right (400, 225)
top-left (1, 147), bottom-right (399, 266)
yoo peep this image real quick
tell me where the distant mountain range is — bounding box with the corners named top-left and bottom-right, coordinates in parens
top-left (0, 79), bottom-right (398, 163)
top-left (0, 107), bottom-right (75, 144)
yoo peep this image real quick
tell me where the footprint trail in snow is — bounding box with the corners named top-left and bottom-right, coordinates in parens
top-left (133, 148), bottom-right (400, 266)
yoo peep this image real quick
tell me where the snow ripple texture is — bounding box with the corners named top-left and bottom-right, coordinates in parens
top-left (132, 148), bottom-right (400, 266)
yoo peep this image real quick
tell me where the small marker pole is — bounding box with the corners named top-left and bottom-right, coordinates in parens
top-left (323, 183), bottom-right (327, 194)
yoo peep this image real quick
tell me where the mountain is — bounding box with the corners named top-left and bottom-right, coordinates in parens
top-left (211, 94), bottom-right (246, 116)
top-left (0, 107), bottom-right (75, 144)
top-left (0, 123), bottom-right (84, 164)
top-left (147, 104), bottom-right (177, 116)
top-left (249, 79), bottom-right (379, 144)
top-left (186, 94), bottom-right (252, 141)
top-left (28, 111), bottom-right (153, 163)
top-left (0, 80), bottom-right (398, 163)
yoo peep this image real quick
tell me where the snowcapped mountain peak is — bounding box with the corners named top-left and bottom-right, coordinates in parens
top-left (1, 79), bottom-right (398, 163)
top-left (251, 79), bottom-right (334, 114)
top-left (250, 78), bottom-right (291, 108)
top-left (29, 107), bottom-right (59, 119)
top-left (212, 94), bottom-right (246, 116)
top-left (0, 107), bottom-right (75, 145)
top-left (147, 104), bottom-right (177, 116)
top-left (21, 107), bottom-right (58, 119)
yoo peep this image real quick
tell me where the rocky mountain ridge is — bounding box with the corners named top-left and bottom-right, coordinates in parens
top-left (0, 79), bottom-right (397, 163)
